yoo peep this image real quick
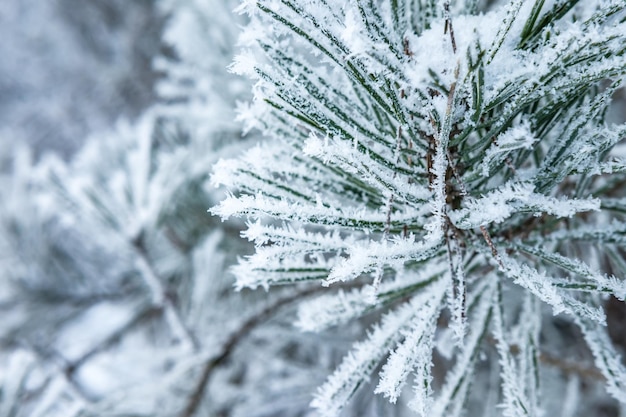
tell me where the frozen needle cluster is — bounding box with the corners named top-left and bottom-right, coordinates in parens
top-left (213, 0), bottom-right (626, 415)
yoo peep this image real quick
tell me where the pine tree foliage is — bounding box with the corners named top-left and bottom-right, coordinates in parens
top-left (2, 0), bottom-right (626, 416)
top-left (213, 0), bottom-right (626, 415)
top-left (0, 2), bottom-right (343, 416)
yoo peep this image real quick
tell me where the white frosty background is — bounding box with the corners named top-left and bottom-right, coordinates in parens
top-left (0, 0), bottom-right (164, 158)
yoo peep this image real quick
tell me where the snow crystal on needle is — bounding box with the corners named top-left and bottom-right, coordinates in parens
top-left (341, 8), bottom-right (368, 57)
top-left (450, 182), bottom-right (600, 229)
top-left (229, 51), bottom-right (258, 77)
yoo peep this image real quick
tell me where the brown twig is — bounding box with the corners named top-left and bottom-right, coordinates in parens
top-left (539, 351), bottom-right (605, 380)
top-left (486, 335), bottom-right (605, 381)
top-left (443, 1), bottom-right (457, 54)
top-left (480, 225), bottom-right (503, 267)
top-left (178, 285), bottom-right (333, 417)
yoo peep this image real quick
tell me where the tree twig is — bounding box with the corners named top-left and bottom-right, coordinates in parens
top-left (443, 1), bottom-right (457, 54)
top-left (539, 351), bottom-right (605, 380)
top-left (178, 285), bottom-right (332, 417)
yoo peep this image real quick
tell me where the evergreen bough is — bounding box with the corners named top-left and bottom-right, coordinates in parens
top-left (213, 0), bottom-right (626, 415)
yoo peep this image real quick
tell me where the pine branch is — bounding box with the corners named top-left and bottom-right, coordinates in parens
top-left (217, 0), bottom-right (626, 412)
top-left (199, 0), bottom-right (626, 414)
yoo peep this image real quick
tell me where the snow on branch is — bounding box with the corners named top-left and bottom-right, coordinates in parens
top-left (450, 182), bottom-right (600, 229)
